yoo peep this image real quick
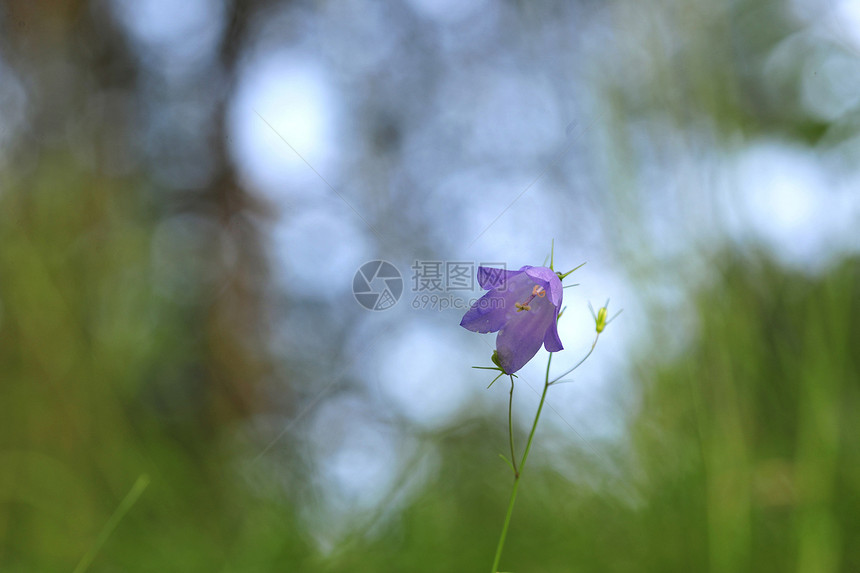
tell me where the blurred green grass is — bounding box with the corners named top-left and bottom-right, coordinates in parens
top-left (0, 157), bottom-right (308, 571)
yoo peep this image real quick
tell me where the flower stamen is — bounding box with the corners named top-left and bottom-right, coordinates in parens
top-left (515, 302), bottom-right (531, 312)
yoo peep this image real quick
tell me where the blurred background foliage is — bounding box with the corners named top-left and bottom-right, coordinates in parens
top-left (1, 0), bottom-right (859, 571)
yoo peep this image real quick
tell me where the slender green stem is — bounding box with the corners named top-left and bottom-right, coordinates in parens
top-left (73, 475), bottom-right (150, 573)
top-left (549, 334), bottom-right (599, 385)
top-left (490, 354), bottom-right (553, 573)
top-left (508, 375), bottom-right (518, 477)
top-left (520, 353), bottom-right (552, 471)
top-left (490, 467), bottom-right (523, 573)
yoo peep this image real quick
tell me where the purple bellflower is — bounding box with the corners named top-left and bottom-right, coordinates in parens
top-left (460, 265), bottom-right (563, 374)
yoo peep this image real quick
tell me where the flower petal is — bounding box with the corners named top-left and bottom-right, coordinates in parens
top-left (494, 293), bottom-right (556, 374)
top-left (477, 266), bottom-right (524, 291)
top-left (524, 266), bottom-right (563, 308)
top-left (459, 289), bottom-right (518, 333)
top-left (461, 272), bottom-right (536, 333)
top-left (543, 315), bottom-right (564, 352)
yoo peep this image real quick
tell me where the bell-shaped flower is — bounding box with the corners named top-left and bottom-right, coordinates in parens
top-left (460, 265), bottom-right (563, 374)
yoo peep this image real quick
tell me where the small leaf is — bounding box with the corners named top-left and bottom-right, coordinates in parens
top-left (491, 350), bottom-right (502, 369)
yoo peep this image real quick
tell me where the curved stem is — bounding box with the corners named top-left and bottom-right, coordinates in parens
top-left (548, 334), bottom-right (599, 385)
top-left (489, 468), bottom-right (522, 573)
top-left (508, 375), bottom-right (518, 477)
top-left (520, 353), bottom-right (552, 471)
top-left (490, 354), bottom-right (553, 573)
